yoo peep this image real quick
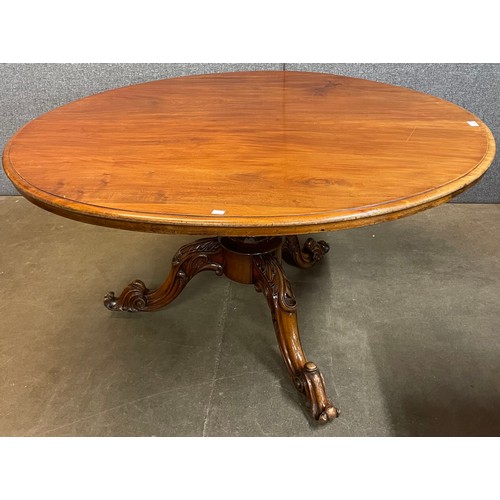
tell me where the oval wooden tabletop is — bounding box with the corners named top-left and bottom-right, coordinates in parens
top-left (3, 71), bottom-right (496, 236)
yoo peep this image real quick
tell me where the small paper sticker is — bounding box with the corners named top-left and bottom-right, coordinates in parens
top-left (467, 121), bottom-right (479, 127)
top-left (211, 209), bottom-right (225, 215)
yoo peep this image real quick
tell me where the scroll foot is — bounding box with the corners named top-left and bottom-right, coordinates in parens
top-left (104, 279), bottom-right (149, 312)
top-left (282, 235), bottom-right (330, 269)
top-left (300, 362), bottom-right (339, 423)
top-left (104, 237), bottom-right (223, 312)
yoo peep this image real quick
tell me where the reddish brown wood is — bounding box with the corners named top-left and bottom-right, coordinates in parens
top-left (105, 234), bottom-right (338, 423)
top-left (282, 235), bottom-right (330, 268)
top-left (219, 236), bottom-right (283, 284)
top-left (253, 251), bottom-right (338, 423)
top-left (3, 71), bottom-right (496, 425)
top-left (104, 237), bottom-right (223, 312)
top-left (3, 71), bottom-right (495, 236)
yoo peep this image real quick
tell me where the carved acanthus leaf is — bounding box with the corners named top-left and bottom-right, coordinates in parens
top-left (253, 254), bottom-right (297, 313)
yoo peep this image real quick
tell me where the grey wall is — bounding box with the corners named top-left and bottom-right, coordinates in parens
top-left (1, 63), bottom-right (498, 202)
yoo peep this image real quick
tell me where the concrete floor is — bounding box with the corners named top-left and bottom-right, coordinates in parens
top-left (0, 196), bottom-right (499, 436)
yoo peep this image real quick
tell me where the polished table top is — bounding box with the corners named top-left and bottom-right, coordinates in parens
top-left (3, 71), bottom-right (495, 236)
top-left (3, 70), bottom-right (497, 425)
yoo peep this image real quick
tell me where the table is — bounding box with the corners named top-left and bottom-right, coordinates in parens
top-left (3, 71), bottom-right (495, 424)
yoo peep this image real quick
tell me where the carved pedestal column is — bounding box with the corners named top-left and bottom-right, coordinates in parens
top-left (104, 235), bottom-right (339, 424)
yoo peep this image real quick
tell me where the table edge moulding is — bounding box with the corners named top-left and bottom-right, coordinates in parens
top-left (2, 70), bottom-right (496, 424)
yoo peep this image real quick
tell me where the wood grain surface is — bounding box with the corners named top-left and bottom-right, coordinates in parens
top-left (3, 71), bottom-right (496, 236)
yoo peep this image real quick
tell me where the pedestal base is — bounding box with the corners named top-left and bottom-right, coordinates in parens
top-left (104, 235), bottom-right (338, 424)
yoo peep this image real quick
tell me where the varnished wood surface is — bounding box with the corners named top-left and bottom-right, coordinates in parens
top-left (3, 71), bottom-right (495, 236)
top-left (104, 233), bottom-right (338, 422)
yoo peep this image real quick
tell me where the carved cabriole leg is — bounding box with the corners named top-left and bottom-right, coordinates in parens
top-left (282, 235), bottom-right (330, 269)
top-left (104, 237), bottom-right (223, 312)
top-left (253, 252), bottom-right (339, 423)
top-left (104, 235), bottom-right (337, 424)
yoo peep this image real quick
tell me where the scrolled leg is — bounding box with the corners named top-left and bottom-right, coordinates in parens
top-left (104, 237), bottom-right (223, 312)
top-left (282, 235), bottom-right (330, 269)
top-left (253, 253), bottom-right (338, 423)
